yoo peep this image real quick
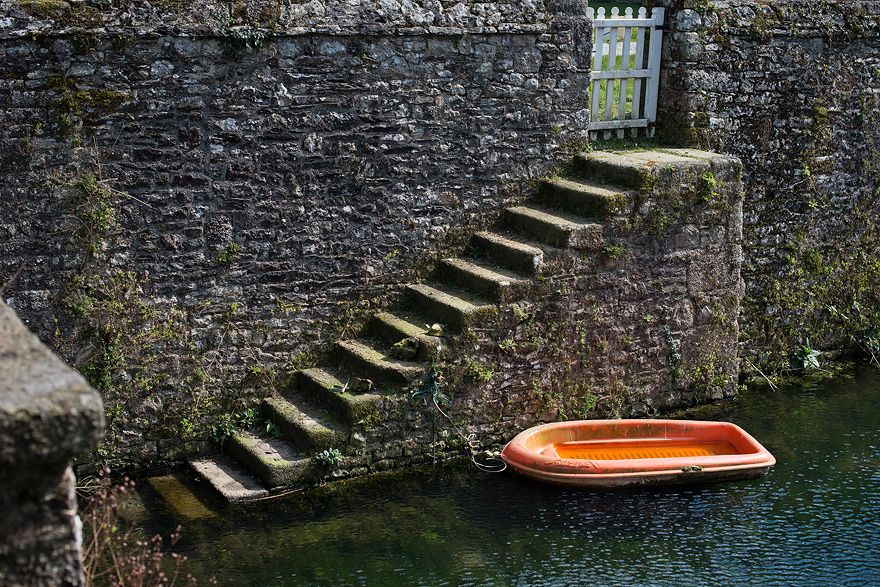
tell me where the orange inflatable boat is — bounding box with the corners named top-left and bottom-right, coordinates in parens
top-left (501, 419), bottom-right (775, 488)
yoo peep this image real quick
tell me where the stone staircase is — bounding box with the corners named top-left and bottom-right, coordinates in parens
top-left (190, 150), bottom-right (680, 502)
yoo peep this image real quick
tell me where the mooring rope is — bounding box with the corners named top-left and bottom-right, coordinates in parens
top-left (430, 396), bottom-right (507, 474)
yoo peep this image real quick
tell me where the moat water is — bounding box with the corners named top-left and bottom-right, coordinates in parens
top-left (134, 366), bottom-right (880, 586)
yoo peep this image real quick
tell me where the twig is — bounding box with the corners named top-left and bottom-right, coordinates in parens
top-left (103, 181), bottom-right (156, 208)
top-left (249, 485), bottom-right (307, 502)
top-left (0, 263), bottom-right (25, 298)
top-left (745, 359), bottom-right (778, 391)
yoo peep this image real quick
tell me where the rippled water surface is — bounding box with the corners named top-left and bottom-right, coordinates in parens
top-left (137, 367), bottom-right (880, 586)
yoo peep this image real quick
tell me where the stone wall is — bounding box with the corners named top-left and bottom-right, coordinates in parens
top-left (655, 0), bottom-right (880, 372)
top-left (0, 301), bottom-right (104, 587)
top-left (194, 148), bottom-right (744, 493)
top-left (0, 1), bottom-right (592, 464)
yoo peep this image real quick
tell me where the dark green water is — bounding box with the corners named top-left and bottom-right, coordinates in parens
top-left (137, 367), bottom-right (880, 586)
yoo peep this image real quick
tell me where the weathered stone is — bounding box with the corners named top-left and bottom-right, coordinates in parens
top-left (334, 149), bottom-right (745, 493)
top-left (389, 337), bottom-right (420, 360)
top-left (348, 377), bottom-right (375, 393)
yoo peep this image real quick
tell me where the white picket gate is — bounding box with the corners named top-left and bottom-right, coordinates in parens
top-left (587, 6), bottom-right (665, 139)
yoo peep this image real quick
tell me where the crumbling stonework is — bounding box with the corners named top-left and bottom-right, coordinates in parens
top-left (656, 0), bottom-right (880, 371)
top-left (0, 301), bottom-right (104, 587)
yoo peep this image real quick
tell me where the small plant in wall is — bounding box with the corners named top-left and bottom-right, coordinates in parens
top-left (580, 393), bottom-right (599, 419)
top-left (463, 358), bottom-right (494, 383)
top-left (210, 407), bottom-right (259, 444)
top-left (217, 241), bottom-right (241, 265)
top-left (70, 172), bottom-right (121, 254)
top-left (794, 340), bottom-right (822, 372)
top-left (698, 171), bottom-right (722, 204)
top-left (603, 242), bottom-right (625, 260)
top-left (221, 27), bottom-right (271, 56)
top-left (498, 338), bottom-right (516, 351)
top-left (687, 0), bottom-right (718, 15)
top-left (264, 419), bottom-right (282, 438)
top-left (314, 448), bottom-right (342, 469)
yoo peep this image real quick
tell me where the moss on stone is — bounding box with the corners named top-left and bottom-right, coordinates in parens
top-left (22, 0), bottom-right (105, 27)
top-left (19, 0), bottom-right (70, 19)
top-left (742, 218), bottom-right (880, 374)
top-left (46, 76), bottom-right (129, 135)
top-left (153, 0), bottom-right (198, 10)
top-left (70, 31), bottom-right (100, 54)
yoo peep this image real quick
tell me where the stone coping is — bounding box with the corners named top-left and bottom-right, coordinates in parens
top-left (0, 0), bottom-right (590, 38)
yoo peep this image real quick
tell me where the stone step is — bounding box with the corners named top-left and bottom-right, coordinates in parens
top-left (405, 283), bottom-right (496, 330)
top-left (571, 150), bottom-right (653, 188)
top-left (368, 311), bottom-right (424, 343)
top-left (537, 177), bottom-right (628, 218)
top-left (364, 312), bottom-right (442, 360)
top-left (146, 475), bottom-right (215, 520)
top-left (469, 231), bottom-right (545, 275)
top-left (262, 395), bottom-right (344, 451)
top-left (227, 430), bottom-right (314, 488)
top-left (435, 257), bottom-right (531, 302)
top-left (335, 339), bottom-right (425, 385)
top-left (572, 149), bottom-right (711, 189)
top-left (190, 455), bottom-right (268, 502)
top-left (504, 205), bottom-right (605, 250)
top-left (653, 147), bottom-right (735, 170)
top-left (295, 367), bottom-right (381, 424)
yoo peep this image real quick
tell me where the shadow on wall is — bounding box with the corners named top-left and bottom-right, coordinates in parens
top-left (0, 0), bottom-right (593, 467)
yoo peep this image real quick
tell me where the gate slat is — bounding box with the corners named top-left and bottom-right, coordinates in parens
top-left (643, 7), bottom-right (666, 137)
top-left (589, 119), bottom-right (650, 131)
top-left (602, 18), bottom-right (618, 139)
top-left (590, 17), bottom-right (654, 27)
top-left (590, 19), bottom-right (606, 136)
top-left (630, 8), bottom-right (648, 137)
top-left (617, 23), bottom-right (633, 139)
top-left (592, 70), bottom-right (652, 80)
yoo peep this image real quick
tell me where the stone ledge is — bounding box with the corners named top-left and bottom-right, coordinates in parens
top-left (0, 302), bottom-right (103, 471)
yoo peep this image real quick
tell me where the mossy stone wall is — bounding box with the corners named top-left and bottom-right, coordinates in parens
top-left (656, 0), bottom-right (880, 374)
top-left (341, 151), bottom-right (744, 477)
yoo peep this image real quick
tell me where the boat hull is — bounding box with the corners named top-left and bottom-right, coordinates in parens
top-left (501, 419), bottom-right (775, 489)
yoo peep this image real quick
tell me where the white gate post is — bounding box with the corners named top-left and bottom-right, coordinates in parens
top-left (643, 7), bottom-right (666, 137)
